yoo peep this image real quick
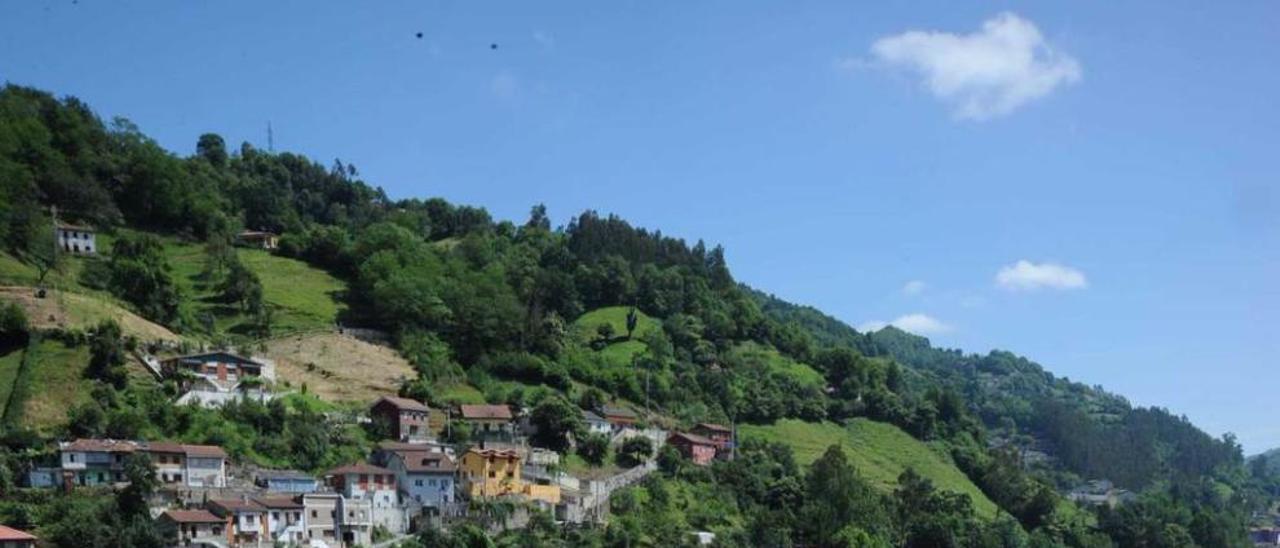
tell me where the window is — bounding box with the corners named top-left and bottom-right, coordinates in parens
top-left (311, 510), bottom-right (317, 518)
top-left (415, 479), bottom-right (423, 487)
top-left (488, 471), bottom-right (496, 478)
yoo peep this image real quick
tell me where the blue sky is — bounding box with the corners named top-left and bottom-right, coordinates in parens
top-left (3, 1), bottom-right (1278, 451)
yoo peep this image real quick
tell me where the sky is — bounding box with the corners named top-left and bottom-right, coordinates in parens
top-left (2, 1), bottom-right (1278, 451)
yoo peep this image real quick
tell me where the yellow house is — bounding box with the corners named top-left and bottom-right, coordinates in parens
top-left (460, 448), bottom-right (560, 505)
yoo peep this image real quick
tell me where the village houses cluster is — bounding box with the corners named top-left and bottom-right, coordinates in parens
top-left (15, 350), bottom-right (736, 547)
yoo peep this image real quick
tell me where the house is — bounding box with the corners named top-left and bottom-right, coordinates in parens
top-left (0, 525), bottom-right (36, 548)
top-left (255, 496), bottom-right (306, 544)
top-left (255, 469), bottom-right (320, 493)
top-left (459, 404), bottom-right (516, 440)
top-left (236, 230), bottom-right (279, 250)
top-left (208, 498), bottom-right (267, 546)
top-left (372, 440), bottom-right (455, 467)
top-left (55, 223), bottom-right (96, 255)
top-left (370, 396), bottom-right (432, 443)
top-left (461, 447), bottom-right (522, 499)
top-left (141, 441), bottom-right (228, 487)
top-left (582, 409), bottom-right (611, 436)
top-left (176, 375), bottom-right (273, 408)
top-left (668, 432), bottom-right (718, 466)
top-left (460, 447), bottom-right (561, 505)
top-left (156, 509), bottom-right (225, 546)
top-left (384, 450), bottom-right (457, 508)
top-left (161, 351), bottom-right (272, 386)
top-left (325, 463), bottom-right (397, 507)
top-left (58, 438), bottom-right (140, 486)
top-left (302, 493), bottom-right (343, 545)
top-left (691, 423), bottom-right (732, 454)
top-left (600, 405), bottom-right (639, 432)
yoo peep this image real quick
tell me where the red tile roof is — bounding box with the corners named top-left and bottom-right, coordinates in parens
top-left (374, 395), bottom-right (430, 412)
top-left (459, 404), bottom-right (513, 420)
top-left (467, 447), bottom-right (520, 459)
top-left (669, 432), bottom-right (716, 446)
top-left (254, 496), bottom-right (304, 509)
top-left (395, 451), bottom-right (457, 473)
top-left (143, 441), bottom-right (187, 454)
top-left (162, 509), bottom-right (224, 524)
top-left (326, 462), bottom-right (393, 476)
top-left (0, 525), bottom-right (36, 540)
top-left (182, 444), bottom-right (228, 458)
top-left (209, 499), bottom-right (265, 514)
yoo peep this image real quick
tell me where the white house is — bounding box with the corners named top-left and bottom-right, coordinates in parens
top-left (582, 410), bottom-right (611, 436)
top-left (384, 450), bottom-right (457, 508)
top-left (255, 496), bottom-right (307, 545)
top-left (55, 223), bottom-right (96, 255)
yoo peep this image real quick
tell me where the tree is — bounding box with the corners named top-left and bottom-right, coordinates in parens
top-left (577, 433), bottom-right (609, 466)
top-left (87, 320), bottom-right (128, 388)
top-left (530, 396), bottom-right (583, 453)
top-left (596, 322), bottom-right (615, 343)
top-left (118, 452), bottom-right (158, 517)
top-left (196, 133), bottom-right (228, 167)
top-left (625, 306), bottom-right (638, 339)
top-left (617, 436), bottom-right (653, 468)
top-left (800, 446), bottom-right (893, 545)
top-left (0, 302), bottom-right (28, 346)
top-left (21, 217), bottom-right (62, 286)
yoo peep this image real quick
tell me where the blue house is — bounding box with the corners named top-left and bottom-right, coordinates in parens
top-left (254, 469), bottom-right (319, 493)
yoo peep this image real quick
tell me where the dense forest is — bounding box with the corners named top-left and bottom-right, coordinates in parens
top-left (0, 83), bottom-right (1274, 546)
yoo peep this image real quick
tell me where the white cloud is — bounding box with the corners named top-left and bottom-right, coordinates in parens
top-left (858, 313), bottom-right (951, 335)
top-left (870, 12), bottom-right (1081, 120)
top-left (902, 280), bottom-right (927, 296)
top-left (995, 260), bottom-right (1088, 291)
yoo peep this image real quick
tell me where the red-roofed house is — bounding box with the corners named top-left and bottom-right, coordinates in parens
top-left (370, 396), bottom-right (431, 443)
top-left (0, 525), bottom-right (36, 548)
top-left (58, 438), bottom-right (139, 486)
top-left (209, 498), bottom-right (267, 546)
top-left (459, 404), bottom-right (515, 440)
top-left (668, 432), bottom-right (718, 466)
top-left (156, 509), bottom-right (225, 545)
top-left (691, 423), bottom-right (732, 455)
top-left (385, 450), bottom-right (457, 508)
top-left (142, 441), bottom-right (228, 487)
top-left (326, 463), bottom-right (397, 505)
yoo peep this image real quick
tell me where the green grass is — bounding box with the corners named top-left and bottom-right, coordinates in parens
top-left (162, 238), bottom-right (346, 336)
top-left (435, 382), bottom-right (486, 404)
top-left (22, 338), bottom-right (93, 431)
top-left (729, 341), bottom-right (824, 387)
top-left (740, 418), bottom-right (999, 518)
top-left (0, 345), bottom-right (24, 416)
top-left (572, 306), bottom-right (660, 343)
top-left (572, 307), bottom-right (661, 367)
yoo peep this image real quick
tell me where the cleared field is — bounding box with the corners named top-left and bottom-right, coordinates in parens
top-left (572, 307), bottom-right (662, 368)
top-left (263, 332), bottom-right (414, 402)
top-left (739, 418), bottom-right (999, 518)
top-left (163, 239), bottom-right (347, 335)
top-left (0, 286), bottom-right (180, 342)
top-left (22, 338), bottom-right (93, 431)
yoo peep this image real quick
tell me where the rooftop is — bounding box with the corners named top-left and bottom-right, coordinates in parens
top-left (326, 462), bottom-right (393, 476)
top-left (61, 438), bottom-right (140, 453)
top-left (670, 432), bottom-right (717, 446)
top-left (395, 451), bottom-right (458, 473)
top-left (373, 395), bottom-right (430, 412)
top-left (161, 509), bottom-right (224, 524)
top-left (210, 498), bottom-right (266, 513)
top-left (0, 525), bottom-right (36, 541)
top-left (695, 423), bottom-right (731, 433)
top-left (600, 405), bottom-right (638, 420)
top-left (460, 404), bottom-right (513, 420)
top-left (254, 496), bottom-right (304, 509)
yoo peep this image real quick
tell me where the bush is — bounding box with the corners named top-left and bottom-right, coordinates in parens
top-left (577, 433), bottom-right (610, 466)
top-left (616, 436), bottom-right (654, 468)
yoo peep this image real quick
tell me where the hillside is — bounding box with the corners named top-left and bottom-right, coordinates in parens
top-left (572, 306), bottom-right (660, 367)
top-left (262, 331), bottom-right (415, 402)
top-left (0, 286), bottom-right (180, 342)
top-left (162, 238), bottom-right (346, 334)
top-left (740, 418), bottom-right (1000, 518)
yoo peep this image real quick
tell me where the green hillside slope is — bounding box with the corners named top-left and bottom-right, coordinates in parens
top-left (740, 418), bottom-right (1000, 518)
top-left (572, 306), bottom-right (660, 367)
top-left (163, 238), bottom-right (346, 334)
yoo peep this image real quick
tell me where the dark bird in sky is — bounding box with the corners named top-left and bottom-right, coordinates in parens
top-left (415, 32), bottom-right (423, 39)
top-left (490, 43), bottom-right (498, 50)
